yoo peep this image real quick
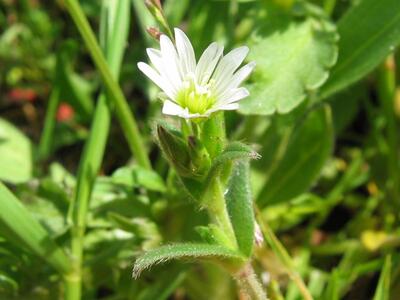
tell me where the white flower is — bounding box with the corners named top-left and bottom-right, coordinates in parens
top-left (137, 28), bottom-right (255, 119)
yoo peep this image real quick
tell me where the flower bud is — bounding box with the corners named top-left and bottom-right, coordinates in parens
top-left (187, 136), bottom-right (211, 177)
top-left (145, 0), bottom-right (162, 11)
top-left (146, 27), bottom-right (161, 41)
top-left (156, 125), bottom-right (193, 178)
top-left (144, 0), bottom-right (173, 39)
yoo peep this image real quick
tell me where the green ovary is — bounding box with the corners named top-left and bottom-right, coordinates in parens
top-left (176, 83), bottom-right (216, 115)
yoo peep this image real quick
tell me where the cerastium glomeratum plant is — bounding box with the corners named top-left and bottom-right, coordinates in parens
top-left (133, 5), bottom-right (266, 298)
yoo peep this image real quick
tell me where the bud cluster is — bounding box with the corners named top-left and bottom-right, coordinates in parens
top-left (156, 124), bottom-right (212, 181)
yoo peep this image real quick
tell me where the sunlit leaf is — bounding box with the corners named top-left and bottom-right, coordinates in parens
top-left (0, 183), bottom-right (70, 275)
top-left (0, 118), bottom-right (33, 184)
top-left (240, 5), bottom-right (338, 115)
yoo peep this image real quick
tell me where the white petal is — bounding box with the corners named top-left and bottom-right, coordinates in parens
top-left (137, 62), bottom-right (175, 99)
top-left (216, 61), bottom-right (256, 97)
top-left (160, 34), bottom-right (182, 85)
top-left (174, 28), bottom-right (196, 75)
top-left (162, 100), bottom-right (202, 119)
top-left (206, 103), bottom-right (239, 115)
top-left (212, 46), bottom-right (249, 88)
top-left (147, 48), bottom-right (180, 95)
top-left (162, 100), bottom-right (186, 115)
top-left (195, 42), bottom-right (224, 85)
top-left (146, 48), bottom-right (164, 74)
top-left (217, 87), bottom-right (250, 105)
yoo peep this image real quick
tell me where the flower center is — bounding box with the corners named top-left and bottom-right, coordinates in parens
top-left (176, 74), bottom-right (216, 115)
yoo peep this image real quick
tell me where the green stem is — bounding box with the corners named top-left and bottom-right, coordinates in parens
top-left (378, 55), bottom-right (399, 214)
top-left (235, 264), bottom-right (267, 300)
top-left (206, 177), bottom-right (238, 249)
top-left (63, 0), bottom-right (151, 170)
top-left (65, 227), bottom-right (84, 300)
top-left (37, 86), bottom-right (60, 161)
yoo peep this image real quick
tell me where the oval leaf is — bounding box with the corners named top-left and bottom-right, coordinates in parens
top-left (240, 9), bottom-right (338, 115)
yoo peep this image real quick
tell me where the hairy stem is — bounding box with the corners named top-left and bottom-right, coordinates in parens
top-left (235, 264), bottom-right (267, 300)
top-left (206, 177), bottom-right (238, 249)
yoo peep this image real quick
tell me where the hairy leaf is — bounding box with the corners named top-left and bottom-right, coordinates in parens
top-left (133, 243), bottom-right (244, 278)
top-left (208, 142), bottom-right (260, 178)
top-left (226, 161), bottom-right (255, 257)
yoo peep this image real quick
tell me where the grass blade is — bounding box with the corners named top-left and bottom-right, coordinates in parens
top-left (373, 255), bottom-right (391, 300)
top-left (66, 1), bottom-right (132, 298)
top-left (0, 182), bottom-right (71, 275)
top-left (37, 85), bottom-right (60, 161)
top-left (63, 0), bottom-right (151, 169)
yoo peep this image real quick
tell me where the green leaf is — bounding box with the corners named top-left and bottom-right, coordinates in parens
top-left (226, 161), bottom-right (255, 257)
top-left (0, 182), bottom-right (71, 275)
top-left (373, 255), bottom-right (391, 300)
top-left (107, 213), bottom-right (161, 249)
top-left (323, 269), bottom-right (339, 300)
top-left (112, 166), bottom-right (166, 192)
top-left (0, 118), bottom-right (33, 184)
top-left (200, 142), bottom-right (259, 202)
top-left (240, 5), bottom-right (338, 115)
top-left (321, 0), bottom-right (400, 98)
top-left (133, 243), bottom-right (245, 278)
top-left (257, 104), bottom-right (333, 206)
top-left (208, 142), bottom-right (260, 179)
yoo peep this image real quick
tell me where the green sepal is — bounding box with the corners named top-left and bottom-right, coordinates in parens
top-left (201, 112), bottom-right (226, 159)
top-left (188, 136), bottom-right (211, 178)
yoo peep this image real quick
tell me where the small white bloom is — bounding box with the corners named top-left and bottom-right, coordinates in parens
top-left (138, 28), bottom-right (255, 119)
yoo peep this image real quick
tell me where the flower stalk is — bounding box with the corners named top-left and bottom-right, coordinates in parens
top-left (235, 264), bottom-right (268, 300)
